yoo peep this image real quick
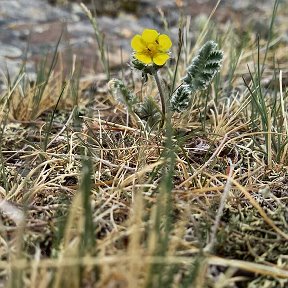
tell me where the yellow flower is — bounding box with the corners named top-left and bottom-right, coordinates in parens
top-left (131, 29), bottom-right (172, 66)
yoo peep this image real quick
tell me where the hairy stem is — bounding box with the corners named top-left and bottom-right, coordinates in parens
top-left (153, 70), bottom-right (166, 128)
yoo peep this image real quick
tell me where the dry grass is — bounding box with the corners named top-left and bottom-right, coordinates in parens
top-left (0, 1), bottom-right (288, 287)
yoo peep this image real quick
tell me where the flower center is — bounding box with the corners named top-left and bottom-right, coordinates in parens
top-left (146, 43), bottom-right (158, 57)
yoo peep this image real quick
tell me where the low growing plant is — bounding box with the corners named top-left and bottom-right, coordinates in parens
top-left (108, 28), bottom-right (223, 130)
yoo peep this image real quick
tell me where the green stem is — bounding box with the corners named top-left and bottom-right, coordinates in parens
top-left (153, 70), bottom-right (166, 128)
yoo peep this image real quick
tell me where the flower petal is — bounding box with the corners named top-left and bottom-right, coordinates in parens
top-left (131, 35), bottom-right (146, 52)
top-left (135, 53), bottom-right (152, 64)
top-left (153, 53), bottom-right (170, 66)
top-left (142, 29), bottom-right (159, 43)
top-left (158, 34), bottom-right (172, 51)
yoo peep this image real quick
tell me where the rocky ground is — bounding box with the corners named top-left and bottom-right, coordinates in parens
top-left (1, 0), bottom-right (285, 92)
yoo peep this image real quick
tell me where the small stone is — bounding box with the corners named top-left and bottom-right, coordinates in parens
top-left (67, 21), bottom-right (94, 36)
top-left (0, 44), bottom-right (22, 58)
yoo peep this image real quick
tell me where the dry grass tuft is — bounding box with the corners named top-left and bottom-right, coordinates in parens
top-left (0, 1), bottom-right (288, 287)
